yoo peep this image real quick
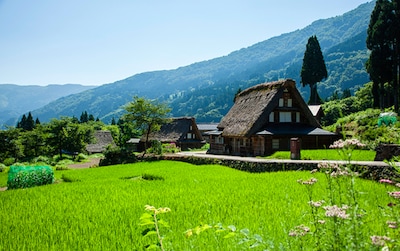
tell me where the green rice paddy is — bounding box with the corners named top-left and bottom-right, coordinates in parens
top-left (0, 161), bottom-right (394, 250)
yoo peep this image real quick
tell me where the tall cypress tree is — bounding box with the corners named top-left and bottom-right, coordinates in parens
top-left (366, 0), bottom-right (400, 111)
top-left (300, 35), bottom-right (328, 105)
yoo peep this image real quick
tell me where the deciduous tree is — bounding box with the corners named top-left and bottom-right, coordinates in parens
top-left (123, 96), bottom-right (171, 155)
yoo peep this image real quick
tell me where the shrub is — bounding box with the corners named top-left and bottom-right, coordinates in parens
top-left (75, 153), bottom-right (88, 162)
top-left (147, 140), bottom-right (163, 155)
top-left (162, 143), bottom-right (180, 153)
top-left (7, 165), bottom-right (54, 189)
top-left (0, 163), bottom-right (6, 172)
top-left (99, 146), bottom-right (137, 166)
top-left (3, 158), bottom-right (15, 166)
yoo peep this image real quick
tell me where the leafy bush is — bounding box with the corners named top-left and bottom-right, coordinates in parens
top-left (147, 140), bottom-right (163, 155)
top-left (162, 143), bottom-right (180, 153)
top-left (0, 163), bottom-right (6, 172)
top-left (3, 158), bottom-right (15, 166)
top-left (99, 146), bottom-right (137, 166)
top-left (7, 165), bottom-right (54, 189)
top-left (75, 153), bottom-right (88, 162)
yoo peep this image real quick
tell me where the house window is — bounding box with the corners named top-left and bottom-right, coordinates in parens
top-left (296, 112), bottom-right (300, 123)
top-left (187, 133), bottom-right (193, 139)
top-left (279, 98), bottom-right (284, 107)
top-left (272, 139), bottom-right (279, 149)
top-left (269, 112), bottom-right (274, 122)
top-left (287, 99), bottom-right (292, 107)
top-left (279, 112), bottom-right (292, 122)
top-left (216, 136), bottom-right (224, 144)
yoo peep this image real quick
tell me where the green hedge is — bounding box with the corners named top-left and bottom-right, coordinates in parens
top-left (7, 165), bottom-right (54, 189)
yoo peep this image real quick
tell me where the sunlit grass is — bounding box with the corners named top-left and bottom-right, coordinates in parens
top-left (265, 149), bottom-right (376, 161)
top-left (0, 161), bottom-right (392, 250)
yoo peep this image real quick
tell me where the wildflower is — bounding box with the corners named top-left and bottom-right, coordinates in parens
top-left (323, 205), bottom-right (350, 219)
top-left (396, 183), bottom-right (400, 188)
top-left (308, 200), bottom-right (325, 207)
top-left (289, 225), bottom-right (310, 237)
top-left (380, 179), bottom-right (394, 184)
top-left (297, 177), bottom-right (318, 185)
top-left (329, 139), bottom-right (366, 149)
top-left (388, 191), bottom-right (400, 199)
top-left (370, 235), bottom-right (391, 246)
top-left (310, 169), bottom-right (318, 174)
top-left (386, 221), bottom-right (398, 229)
top-left (317, 220), bottom-right (326, 224)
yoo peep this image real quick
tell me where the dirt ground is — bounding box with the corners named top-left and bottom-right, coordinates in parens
top-left (67, 157), bottom-right (102, 169)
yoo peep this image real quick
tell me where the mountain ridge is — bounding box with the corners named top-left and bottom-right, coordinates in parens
top-left (4, 1), bottom-right (376, 125)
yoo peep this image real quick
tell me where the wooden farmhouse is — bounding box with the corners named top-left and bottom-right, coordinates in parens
top-left (142, 117), bottom-right (205, 150)
top-left (208, 79), bottom-right (338, 156)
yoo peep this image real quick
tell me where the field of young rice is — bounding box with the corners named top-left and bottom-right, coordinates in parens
top-left (0, 161), bottom-right (395, 250)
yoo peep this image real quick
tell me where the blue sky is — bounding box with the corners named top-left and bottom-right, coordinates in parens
top-left (0, 0), bottom-right (371, 86)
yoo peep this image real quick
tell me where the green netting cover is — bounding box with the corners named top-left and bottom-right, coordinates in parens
top-left (7, 165), bottom-right (54, 189)
top-left (378, 112), bottom-right (398, 127)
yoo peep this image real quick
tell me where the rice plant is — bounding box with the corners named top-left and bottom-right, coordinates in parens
top-left (0, 161), bottom-right (393, 250)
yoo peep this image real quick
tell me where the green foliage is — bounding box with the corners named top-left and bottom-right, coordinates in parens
top-left (123, 96), bottom-right (171, 152)
top-left (0, 163), bottom-right (6, 172)
top-left (147, 140), bottom-right (163, 155)
top-left (265, 149), bottom-right (375, 161)
top-left (162, 143), bottom-right (181, 153)
top-left (0, 161), bottom-right (394, 250)
top-left (7, 165), bottom-right (54, 189)
top-left (99, 146), bottom-right (137, 166)
top-left (301, 35), bottom-right (328, 105)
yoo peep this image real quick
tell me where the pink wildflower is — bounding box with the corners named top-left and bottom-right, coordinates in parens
top-left (323, 205), bottom-right (350, 219)
top-left (388, 191), bottom-right (400, 199)
top-left (380, 179), bottom-right (394, 184)
top-left (289, 225), bottom-right (310, 237)
top-left (308, 200), bottom-right (325, 207)
top-left (329, 139), bottom-right (366, 149)
top-left (297, 177), bottom-right (318, 185)
top-left (386, 221), bottom-right (398, 229)
top-left (370, 235), bottom-right (391, 246)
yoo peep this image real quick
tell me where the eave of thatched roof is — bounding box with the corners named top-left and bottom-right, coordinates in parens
top-left (218, 79), bottom-right (320, 137)
top-left (256, 124), bottom-right (335, 136)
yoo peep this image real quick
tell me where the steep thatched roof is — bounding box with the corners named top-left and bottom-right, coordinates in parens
top-left (218, 79), bottom-right (320, 137)
top-left (145, 117), bottom-right (203, 142)
top-left (86, 130), bottom-right (116, 153)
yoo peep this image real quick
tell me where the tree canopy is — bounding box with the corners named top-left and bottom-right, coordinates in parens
top-left (123, 96), bottom-right (171, 153)
top-left (366, 0), bottom-right (400, 110)
top-left (300, 35), bottom-right (328, 105)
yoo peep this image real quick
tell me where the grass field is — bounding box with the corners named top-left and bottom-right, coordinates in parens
top-left (0, 161), bottom-right (395, 250)
top-left (265, 149), bottom-right (376, 161)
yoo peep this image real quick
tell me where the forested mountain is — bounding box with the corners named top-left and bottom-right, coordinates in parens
top-left (27, 1), bottom-right (374, 124)
top-left (0, 84), bottom-right (94, 127)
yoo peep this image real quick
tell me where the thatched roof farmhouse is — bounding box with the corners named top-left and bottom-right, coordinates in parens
top-left (208, 79), bottom-right (337, 156)
top-left (143, 117), bottom-right (205, 150)
top-left (86, 130), bottom-right (116, 154)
